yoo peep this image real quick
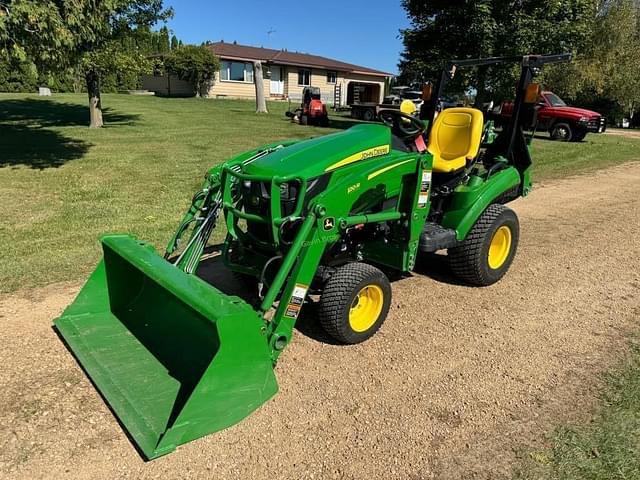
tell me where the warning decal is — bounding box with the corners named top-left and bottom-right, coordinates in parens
top-left (421, 171), bottom-right (432, 191)
top-left (284, 284), bottom-right (308, 318)
top-left (418, 170), bottom-right (432, 208)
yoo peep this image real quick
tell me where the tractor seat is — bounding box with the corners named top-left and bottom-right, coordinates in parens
top-left (427, 108), bottom-right (484, 173)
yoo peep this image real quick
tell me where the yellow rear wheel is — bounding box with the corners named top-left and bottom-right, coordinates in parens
top-left (449, 204), bottom-right (519, 286)
top-left (488, 225), bottom-right (512, 269)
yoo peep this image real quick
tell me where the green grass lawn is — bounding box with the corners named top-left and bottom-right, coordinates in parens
top-left (531, 131), bottom-right (640, 180)
top-left (1, 93), bottom-right (639, 294)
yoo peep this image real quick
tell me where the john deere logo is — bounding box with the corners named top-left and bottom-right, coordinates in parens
top-left (323, 217), bottom-right (335, 231)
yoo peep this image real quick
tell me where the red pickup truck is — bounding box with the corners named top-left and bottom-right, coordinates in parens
top-left (501, 91), bottom-right (606, 142)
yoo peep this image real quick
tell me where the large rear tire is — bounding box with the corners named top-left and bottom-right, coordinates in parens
top-left (449, 204), bottom-right (519, 286)
top-left (318, 263), bottom-right (391, 344)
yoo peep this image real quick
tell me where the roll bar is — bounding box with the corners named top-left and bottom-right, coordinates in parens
top-left (421, 54), bottom-right (572, 171)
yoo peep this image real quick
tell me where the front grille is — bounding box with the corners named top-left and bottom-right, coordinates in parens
top-left (587, 116), bottom-right (607, 132)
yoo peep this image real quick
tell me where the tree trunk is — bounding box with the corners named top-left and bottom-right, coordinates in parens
top-left (86, 69), bottom-right (104, 128)
top-left (254, 61), bottom-right (268, 114)
top-left (196, 78), bottom-right (213, 98)
top-left (474, 67), bottom-right (488, 108)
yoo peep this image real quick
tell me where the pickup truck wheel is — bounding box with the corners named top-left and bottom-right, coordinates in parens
top-left (551, 122), bottom-right (573, 141)
top-left (573, 130), bottom-right (587, 142)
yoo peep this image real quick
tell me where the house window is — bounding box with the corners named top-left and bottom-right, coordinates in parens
top-left (298, 69), bottom-right (311, 86)
top-left (327, 71), bottom-right (337, 84)
top-left (221, 61), bottom-right (254, 83)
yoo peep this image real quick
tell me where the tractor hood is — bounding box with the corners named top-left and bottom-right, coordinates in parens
top-left (243, 124), bottom-right (392, 179)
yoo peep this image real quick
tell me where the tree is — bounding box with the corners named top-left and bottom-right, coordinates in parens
top-left (399, 0), bottom-right (595, 98)
top-left (0, 53), bottom-right (37, 92)
top-left (254, 61), bottom-right (268, 113)
top-left (82, 43), bottom-right (152, 126)
top-left (159, 26), bottom-right (171, 53)
top-left (164, 45), bottom-right (220, 97)
top-left (595, 0), bottom-right (640, 121)
top-left (171, 35), bottom-right (179, 51)
top-left (0, 1), bottom-right (172, 127)
top-left (541, 0), bottom-right (640, 122)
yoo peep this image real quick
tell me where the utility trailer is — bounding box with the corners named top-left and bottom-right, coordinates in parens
top-left (350, 102), bottom-right (391, 121)
top-left (351, 86), bottom-right (424, 121)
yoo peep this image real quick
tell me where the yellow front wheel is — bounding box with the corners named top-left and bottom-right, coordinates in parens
top-left (319, 263), bottom-right (391, 344)
top-left (349, 285), bottom-right (384, 333)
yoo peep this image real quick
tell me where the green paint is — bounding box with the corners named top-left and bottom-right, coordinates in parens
top-left (55, 235), bottom-right (276, 459)
top-left (442, 167), bottom-right (521, 240)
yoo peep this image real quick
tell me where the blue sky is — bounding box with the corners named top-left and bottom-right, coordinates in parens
top-left (161, 0), bottom-right (411, 74)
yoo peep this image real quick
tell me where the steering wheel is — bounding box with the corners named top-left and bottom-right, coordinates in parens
top-left (378, 109), bottom-right (426, 139)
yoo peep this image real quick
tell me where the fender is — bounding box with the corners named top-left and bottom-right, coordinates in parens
top-left (441, 166), bottom-right (521, 240)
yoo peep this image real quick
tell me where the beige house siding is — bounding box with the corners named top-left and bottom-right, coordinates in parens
top-left (208, 67), bottom-right (270, 99)
top-left (144, 55), bottom-right (388, 105)
top-left (284, 67), bottom-right (344, 104)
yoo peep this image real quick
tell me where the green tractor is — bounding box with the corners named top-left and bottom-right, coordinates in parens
top-left (54, 54), bottom-right (570, 459)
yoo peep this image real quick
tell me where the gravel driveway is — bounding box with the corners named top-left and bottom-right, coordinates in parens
top-left (1, 164), bottom-right (639, 480)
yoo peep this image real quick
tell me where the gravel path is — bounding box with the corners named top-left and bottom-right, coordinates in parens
top-left (605, 128), bottom-right (640, 138)
top-left (1, 164), bottom-right (639, 480)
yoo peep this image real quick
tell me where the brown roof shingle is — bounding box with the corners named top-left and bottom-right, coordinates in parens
top-left (207, 42), bottom-right (391, 77)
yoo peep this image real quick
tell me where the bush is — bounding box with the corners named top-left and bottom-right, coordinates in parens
top-left (163, 45), bottom-right (220, 97)
top-left (0, 55), bottom-right (38, 92)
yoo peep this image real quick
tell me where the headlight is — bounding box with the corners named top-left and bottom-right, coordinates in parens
top-left (579, 116), bottom-right (588, 123)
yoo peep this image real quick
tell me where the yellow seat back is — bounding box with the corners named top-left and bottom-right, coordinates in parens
top-left (400, 99), bottom-right (417, 116)
top-left (427, 108), bottom-right (484, 173)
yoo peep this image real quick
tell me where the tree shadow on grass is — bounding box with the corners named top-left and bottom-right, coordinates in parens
top-left (0, 126), bottom-right (91, 169)
top-left (0, 98), bottom-right (140, 169)
top-left (0, 98), bottom-right (140, 127)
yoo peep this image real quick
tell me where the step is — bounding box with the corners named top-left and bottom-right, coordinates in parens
top-left (419, 223), bottom-right (459, 252)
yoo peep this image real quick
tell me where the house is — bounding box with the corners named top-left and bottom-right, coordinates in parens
top-left (207, 42), bottom-right (391, 107)
top-left (143, 41), bottom-right (392, 106)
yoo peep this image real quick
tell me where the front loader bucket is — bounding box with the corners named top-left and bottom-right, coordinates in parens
top-left (54, 235), bottom-right (278, 459)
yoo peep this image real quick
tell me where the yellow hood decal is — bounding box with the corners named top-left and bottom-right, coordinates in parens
top-left (325, 145), bottom-right (390, 172)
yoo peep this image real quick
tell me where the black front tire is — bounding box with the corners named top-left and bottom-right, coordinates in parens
top-left (448, 204), bottom-right (519, 286)
top-left (551, 122), bottom-right (573, 141)
top-left (573, 130), bottom-right (587, 142)
top-left (318, 263), bottom-right (391, 344)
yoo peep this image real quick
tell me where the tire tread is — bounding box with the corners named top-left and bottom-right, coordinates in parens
top-left (319, 263), bottom-right (389, 343)
top-left (449, 204), bottom-right (516, 286)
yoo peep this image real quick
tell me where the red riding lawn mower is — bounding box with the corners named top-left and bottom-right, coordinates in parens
top-left (286, 86), bottom-right (330, 127)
